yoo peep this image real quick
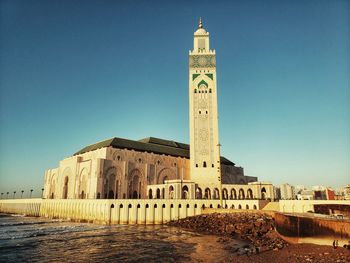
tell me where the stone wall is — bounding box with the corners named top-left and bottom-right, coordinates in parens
top-left (279, 200), bottom-right (350, 213)
top-left (0, 199), bottom-right (42, 216)
top-left (275, 212), bottom-right (350, 243)
top-left (0, 199), bottom-right (262, 225)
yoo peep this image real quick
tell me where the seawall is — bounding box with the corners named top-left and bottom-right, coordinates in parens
top-left (0, 199), bottom-right (264, 224)
top-left (0, 199), bottom-right (42, 216)
top-left (275, 212), bottom-right (350, 245)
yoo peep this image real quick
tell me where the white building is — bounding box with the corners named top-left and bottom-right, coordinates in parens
top-left (344, 185), bottom-right (350, 200)
top-left (280, 183), bottom-right (295, 200)
top-left (43, 19), bottom-right (274, 202)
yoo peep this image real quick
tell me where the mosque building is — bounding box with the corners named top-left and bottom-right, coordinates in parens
top-left (43, 20), bottom-right (274, 202)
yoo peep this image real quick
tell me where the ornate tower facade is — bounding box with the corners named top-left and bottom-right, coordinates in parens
top-left (189, 19), bottom-right (221, 189)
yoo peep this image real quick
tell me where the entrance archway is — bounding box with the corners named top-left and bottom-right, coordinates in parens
top-left (108, 190), bottom-right (114, 199)
top-left (182, 186), bottom-right (189, 199)
top-left (128, 169), bottom-right (142, 199)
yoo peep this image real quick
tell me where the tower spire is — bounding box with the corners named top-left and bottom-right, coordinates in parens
top-left (199, 17), bottom-right (203, 29)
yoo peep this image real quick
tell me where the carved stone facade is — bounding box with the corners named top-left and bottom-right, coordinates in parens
top-left (43, 139), bottom-right (264, 200)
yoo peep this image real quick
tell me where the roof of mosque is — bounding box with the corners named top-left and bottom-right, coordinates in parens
top-left (73, 136), bottom-right (235, 166)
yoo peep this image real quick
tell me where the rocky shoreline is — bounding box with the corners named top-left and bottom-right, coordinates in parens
top-left (167, 213), bottom-right (350, 262)
top-left (168, 212), bottom-right (287, 253)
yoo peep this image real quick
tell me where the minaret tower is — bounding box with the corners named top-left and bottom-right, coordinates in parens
top-left (189, 19), bottom-right (221, 190)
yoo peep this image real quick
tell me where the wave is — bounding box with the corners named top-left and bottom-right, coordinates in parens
top-left (0, 221), bottom-right (55, 227)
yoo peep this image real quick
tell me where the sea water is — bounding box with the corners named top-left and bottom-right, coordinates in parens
top-left (0, 214), bottom-right (244, 263)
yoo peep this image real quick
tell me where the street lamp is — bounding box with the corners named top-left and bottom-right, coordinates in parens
top-left (13, 191), bottom-right (16, 199)
top-left (30, 189), bottom-right (33, 198)
top-left (6, 192), bottom-right (9, 199)
top-left (21, 190), bottom-right (24, 199)
top-left (41, 188), bottom-right (44, 198)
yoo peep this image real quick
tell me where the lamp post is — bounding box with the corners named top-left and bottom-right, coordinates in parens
top-left (30, 189), bottom-right (33, 198)
top-left (21, 190), bottom-right (24, 199)
top-left (41, 188), bottom-right (44, 198)
top-left (13, 191), bottom-right (16, 199)
top-left (6, 192), bottom-right (9, 199)
top-left (217, 143), bottom-right (223, 208)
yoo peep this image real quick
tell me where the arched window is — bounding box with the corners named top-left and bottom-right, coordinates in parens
top-left (148, 189), bottom-right (153, 199)
top-left (182, 186), bottom-right (189, 199)
top-left (239, 189), bottom-right (245, 199)
top-left (213, 188), bottom-right (219, 199)
top-left (261, 187), bottom-right (267, 200)
top-left (169, 185), bottom-right (174, 199)
top-left (63, 176), bottom-right (68, 199)
top-left (194, 89), bottom-right (197, 93)
top-left (196, 187), bottom-right (202, 199)
top-left (203, 161), bottom-right (207, 167)
top-left (222, 188), bottom-right (228, 200)
top-left (230, 189), bottom-right (237, 199)
top-left (247, 189), bottom-right (253, 199)
top-left (204, 188), bottom-right (211, 199)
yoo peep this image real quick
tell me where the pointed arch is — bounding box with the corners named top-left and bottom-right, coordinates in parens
top-left (78, 168), bottom-right (89, 199)
top-left (247, 188), bottom-right (253, 199)
top-left (49, 174), bottom-right (57, 199)
top-left (157, 168), bottom-right (176, 184)
top-left (103, 166), bottom-right (122, 199)
top-left (238, 188), bottom-right (245, 199)
top-left (230, 188), bottom-right (237, 200)
top-left (127, 169), bottom-right (143, 199)
top-left (61, 167), bottom-right (72, 199)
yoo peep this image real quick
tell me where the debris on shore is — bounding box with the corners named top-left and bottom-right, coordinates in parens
top-left (168, 213), bottom-right (350, 262)
top-left (168, 212), bottom-right (287, 254)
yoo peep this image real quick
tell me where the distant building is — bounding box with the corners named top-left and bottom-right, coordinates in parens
top-left (273, 186), bottom-right (281, 200)
top-left (334, 187), bottom-right (345, 200)
top-left (297, 190), bottom-right (314, 200)
top-left (305, 187), bottom-right (335, 201)
top-left (312, 185), bottom-right (326, 191)
top-left (344, 185), bottom-right (350, 200)
top-left (280, 183), bottom-right (295, 200)
top-left (314, 190), bottom-right (327, 200)
top-left (295, 185), bottom-right (306, 194)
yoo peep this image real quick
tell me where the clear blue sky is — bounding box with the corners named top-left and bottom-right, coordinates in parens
top-left (1, 0), bottom-right (349, 197)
